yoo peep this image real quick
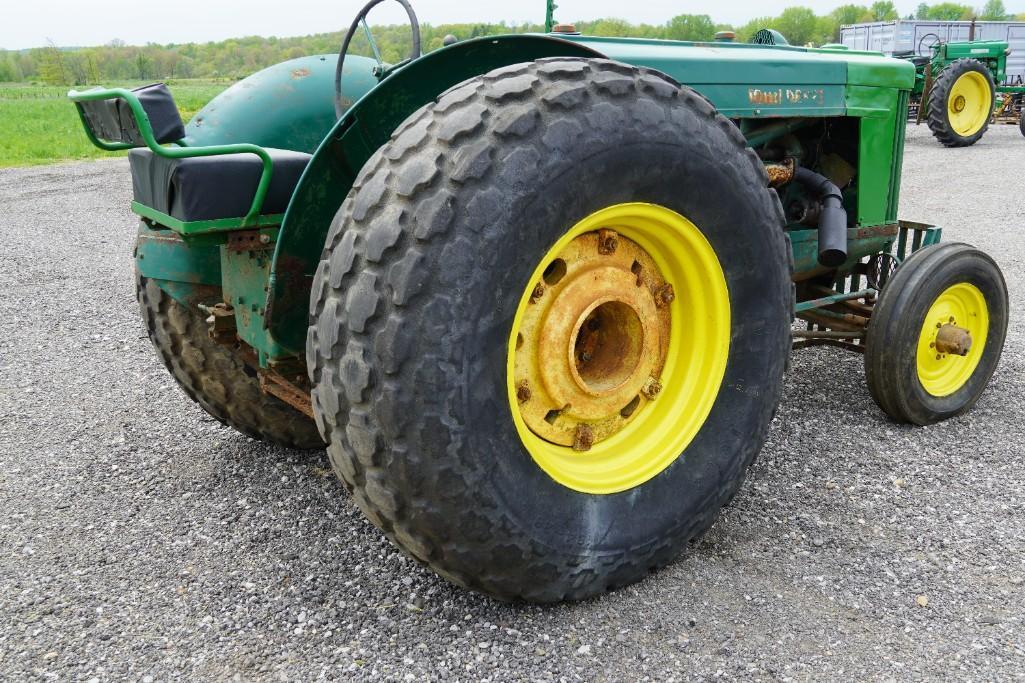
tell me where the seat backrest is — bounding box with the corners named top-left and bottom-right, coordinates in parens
top-left (78, 83), bottom-right (186, 146)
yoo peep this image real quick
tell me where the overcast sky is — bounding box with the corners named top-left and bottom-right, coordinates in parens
top-left (0, 0), bottom-right (996, 50)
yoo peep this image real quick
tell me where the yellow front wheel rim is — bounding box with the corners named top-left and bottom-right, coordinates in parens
top-left (916, 283), bottom-right (989, 397)
top-left (507, 203), bottom-right (731, 495)
top-left (947, 71), bottom-right (991, 137)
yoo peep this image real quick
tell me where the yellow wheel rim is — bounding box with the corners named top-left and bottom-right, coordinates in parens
top-left (506, 203), bottom-right (730, 494)
top-left (916, 283), bottom-right (989, 397)
top-left (947, 71), bottom-right (991, 137)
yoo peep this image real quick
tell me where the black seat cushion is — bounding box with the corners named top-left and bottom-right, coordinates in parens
top-left (128, 148), bottom-right (312, 222)
top-left (80, 83), bottom-right (186, 146)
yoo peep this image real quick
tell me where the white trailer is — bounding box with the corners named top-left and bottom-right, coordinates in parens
top-left (840, 20), bottom-right (1025, 86)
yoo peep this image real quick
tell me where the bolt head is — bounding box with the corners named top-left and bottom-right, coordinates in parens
top-left (530, 283), bottom-right (545, 303)
top-left (572, 424), bottom-right (594, 451)
top-left (641, 378), bottom-right (663, 400)
top-left (516, 381), bottom-right (531, 403)
top-left (597, 229), bottom-right (619, 255)
top-left (655, 284), bottom-right (675, 308)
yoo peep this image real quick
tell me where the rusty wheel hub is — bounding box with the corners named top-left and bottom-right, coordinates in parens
top-left (512, 231), bottom-right (672, 448)
top-left (934, 322), bottom-right (973, 357)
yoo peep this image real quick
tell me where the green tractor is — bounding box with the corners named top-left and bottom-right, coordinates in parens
top-left (69, 0), bottom-right (1008, 602)
top-left (902, 36), bottom-right (1025, 146)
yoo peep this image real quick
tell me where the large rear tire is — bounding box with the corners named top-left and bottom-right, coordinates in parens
top-left (308, 58), bottom-right (791, 601)
top-left (927, 59), bottom-right (995, 147)
top-left (138, 276), bottom-right (325, 450)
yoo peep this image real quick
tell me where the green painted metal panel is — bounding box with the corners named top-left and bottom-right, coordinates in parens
top-left (132, 201), bottom-right (283, 236)
top-left (845, 84), bottom-right (903, 117)
top-left (941, 41), bottom-right (1007, 61)
top-left (845, 54), bottom-right (917, 90)
top-left (561, 36), bottom-right (914, 118)
top-left (135, 222), bottom-right (221, 285)
top-left (569, 36), bottom-right (845, 84)
top-left (886, 90), bottom-right (909, 224)
top-left (222, 245), bottom-right (289, 365)
top-left (184, 55), bottom-right (380, 154)
top-left (857, 97), bottom-right (902, 227)
top-left (266, 35), bottom-right (603, 356)
top-left (564, 36), bottom-right (915, 88)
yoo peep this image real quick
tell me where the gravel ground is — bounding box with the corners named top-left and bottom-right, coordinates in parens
top-left (1, 123), bottom-right (1024, 682)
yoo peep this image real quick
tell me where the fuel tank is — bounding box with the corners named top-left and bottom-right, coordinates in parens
top-left (183, 54), bottom-right (379, 153)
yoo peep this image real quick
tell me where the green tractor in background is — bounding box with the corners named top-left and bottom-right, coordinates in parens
top-left (69, 0), bottom-right (1008, 602)
top-left (903, 36), bottom-right (1025, 146)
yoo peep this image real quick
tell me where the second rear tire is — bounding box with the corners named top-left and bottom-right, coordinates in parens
top-left (138, 276), bottom-right (325, 450)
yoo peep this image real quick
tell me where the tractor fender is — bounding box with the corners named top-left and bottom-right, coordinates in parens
top-left (183, 54), bottom-right (380, 154)
top-left (266, 34), bottom-right (605, 355)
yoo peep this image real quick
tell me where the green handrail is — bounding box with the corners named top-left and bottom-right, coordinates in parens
top-left (67, 87), bottom-right (274, 227)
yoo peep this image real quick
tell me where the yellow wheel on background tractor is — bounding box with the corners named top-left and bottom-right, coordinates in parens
top-left (927, 59), bottom-right (995, 147)
top-left (308, 58), bottom-right (793, 602)
top-left (865, 244), bottom-right (1007, 425)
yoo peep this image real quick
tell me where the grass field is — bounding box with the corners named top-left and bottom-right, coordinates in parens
top-left (0, 81), bottom-right (230, 167)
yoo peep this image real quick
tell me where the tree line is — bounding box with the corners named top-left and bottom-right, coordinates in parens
top-left (2, 1), bottom-right (1023, 85)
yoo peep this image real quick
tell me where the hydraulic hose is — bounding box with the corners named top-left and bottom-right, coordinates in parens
top-left (794, 166), bottom-right (848, 268)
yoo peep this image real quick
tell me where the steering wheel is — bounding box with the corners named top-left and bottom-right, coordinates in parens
top-left (918, 33), bottom-right (941, 55)
top-left (335, 0), bottom-right (421, 118)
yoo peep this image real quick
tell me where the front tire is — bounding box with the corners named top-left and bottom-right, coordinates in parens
top-left (308, 58), bottom-right (791, 601)
top-left (864, 244), bottom-right (1007, 425)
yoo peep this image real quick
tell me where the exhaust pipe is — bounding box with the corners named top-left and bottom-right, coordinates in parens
top-left (794, 167), bottom-right (847, 268)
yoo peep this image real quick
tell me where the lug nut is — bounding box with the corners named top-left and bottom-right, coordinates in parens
top-left (597, 229), bottom-right (619, 255)
top-left (529, 282), bottom-right (545, 304)
top-left (655, 283), bottom-right (675, 308)
top-left (516, 381), bottom-right (531, 403)
top-left (573, 424), bottom-right (594, 452)
top-left (642, 377), bottom-right (663, 400)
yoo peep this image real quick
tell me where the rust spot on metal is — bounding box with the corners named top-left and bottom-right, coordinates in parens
top-left (748, 88), bottom-right (783, 106)
top-left (854, 223), bottom-right (900, 240)
top-left (763, 157), bottom-right (796, 188)
top-left (516, 380), bottom-right (532, 403)
top-left (264, 253), bottom-right (309, 330)
top-left (655, 283), bottom-right (675, 308)
top-left (227, 229), bottom-right (275, 253)
top-left (641, 377), bottom-right (663, 400)
top-left (572, 424), bottom-right (594, 451)
top-left (573, 302), bottom-right (644, 393)
top-left (529, 282), bottom-right (545, 304)
top-left (259, 372), bottom-right (314, 418)
top-left (201, 303), bottom-right (237, 344)
top-left (748, 87), bottom-right (825, 106)
top-left (597, 229), bottom-right (619, 255)
top-left (291, 68), bottom-right (311, 79)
